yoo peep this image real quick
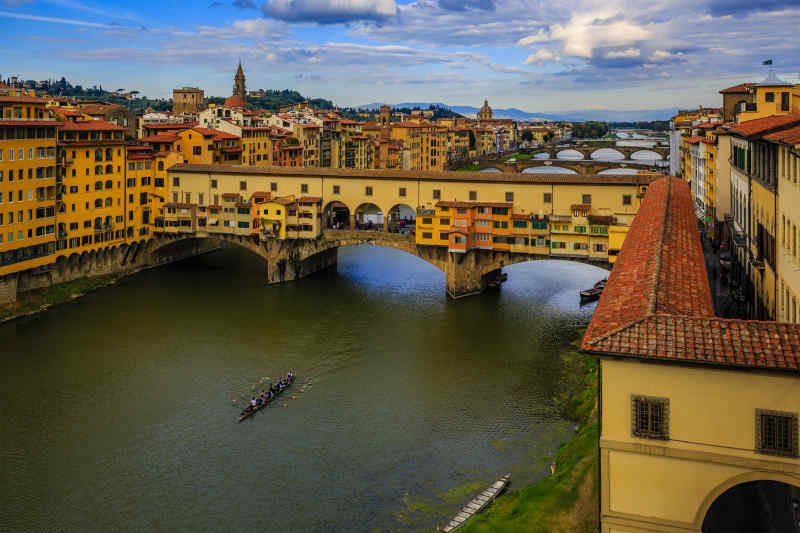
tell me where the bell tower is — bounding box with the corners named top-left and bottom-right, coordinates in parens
top-left (379, 105), bottom-right (391, 140)
top-left (233, 61), bottom-right (246, 99)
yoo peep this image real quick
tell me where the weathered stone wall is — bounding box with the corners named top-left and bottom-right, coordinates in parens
top-left (0, 274), bottom-right (19, 306)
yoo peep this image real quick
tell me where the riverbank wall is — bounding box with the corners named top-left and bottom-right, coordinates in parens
top-left (0, 237), bottom-right (219, 315)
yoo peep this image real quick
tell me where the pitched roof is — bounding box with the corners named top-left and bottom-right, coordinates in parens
top-left (60, 120), bottom-right (125, 131)
top-left (582, 176), bottom-right (800, 374)
top-left (141, 133), bottom-right (178, 143)
top-left (719, 83), bottom-right (755, 94)
top-left (764, 124), bottom-right (800, 146)
top-left (0, 95), bottom-right (48, 104)
top-left (729, 113), bottom-right (800, 137)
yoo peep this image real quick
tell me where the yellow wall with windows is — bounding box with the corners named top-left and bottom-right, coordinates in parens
top-left (738, 84), bottom-right (800, 122)
top-left (599, 357), bottom-right (800, 533)
top-left (778, 142), bottom-right (800, 323)
top-left (57, 130), bottom-right (127, 257)
top-left (0, 118), bottom-right (58, 276)
top-left (750, 178), bottom-right (777, 319)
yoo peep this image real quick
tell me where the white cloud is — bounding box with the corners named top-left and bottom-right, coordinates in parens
top-left (524, 48), bottom-right (561, 65)
top-left (261, 0), bottom-right (397, 22)
top-left (605, 47), bottom-right (640, 59)
top-left (517, 28), bottom-right (549, 45)
top-left (650, 49), bottom-right (671, 60)
top-left (549, 10), bottom-right (650, 58)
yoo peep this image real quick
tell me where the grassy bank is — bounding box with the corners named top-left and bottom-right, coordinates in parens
top-left (459, 335), bottom-right (599, 533)
top-left (0, 275), bottom-right (119, 322)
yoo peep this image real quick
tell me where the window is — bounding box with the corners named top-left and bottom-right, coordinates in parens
top-left (440, 232), bottom-right (449, 240)
top-left (331, 185), bottom-right (340, 195)
top-left (301, 184), bottom-right (308, 194)
top-left (440, 218), bottom-right (450, 225)
top-left (492, 207), bottom-right (508, 215)
top-left (512, 220), bottom-right (527, 229)
top-left (756, 409), bottom-right (797, 457)
top-left (505, 192), bottom-right (514, 202)
top-left (421, 232), bottom-right (432, 239)
top-left (493, 220), bottom-right (508, 229)
top-left (469, 191), bottom-right (477, 201)
top-left (365, 186), bottom-right (373, 196)
top-left (574, 225), bottom-right (586, 233)
top-left (582, 194), bottom-right (592, 204)
top-left (399, 187), bottom-right (406, 197)
top-left (238, 181), bottom-right (247, 191)
top-left (543, 192), bottom-right (552, 203)
top-left (782, 92), bottom-right (790, 112)
top-left (631, 396), bottom-right (669, 440)
top-left (173, 177), bottom-right (180, 187)
top-left (623, 194), bottom-right (632, 206)
top-left (422, 217), bottom-right (432, 225)
top-left (270, 182), bottom-right (277, 192)
top-left (192, 146), bottom-right (202, 156)
top-left (765, 92), bottom-right (775, 103)
top-left (594, 243), bottom-right (606, 252)
top-left (433, 189), bottom-right (441, 200)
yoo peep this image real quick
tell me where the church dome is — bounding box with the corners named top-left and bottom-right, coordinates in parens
top-left (224, 94), bottom-right (247, 108)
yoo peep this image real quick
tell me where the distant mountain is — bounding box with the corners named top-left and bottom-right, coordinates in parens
top-left (357, 102), bottom-right (678, 123)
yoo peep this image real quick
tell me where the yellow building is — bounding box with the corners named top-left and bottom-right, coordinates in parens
top-left (252, 195), bottom-right (322, 240)
top-left (126, 146), bottom-right (181, 239)
top-left (0, 95), bottom-right (59, 277)
top-left (768, 124), bottom-right (800, 324)
top-left (582, 176), bottom-right (800, 533)
top-left (56, 120), bottom-right (127, 255)
top-left (737, 72), bottom-right (800, 122)
top-left (390, 122), bottom-right (447, 171)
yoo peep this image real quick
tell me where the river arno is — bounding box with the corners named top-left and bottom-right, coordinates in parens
top-left (0, 245), bottom-right (604, 532)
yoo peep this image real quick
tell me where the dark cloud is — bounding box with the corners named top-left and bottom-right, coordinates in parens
top-left (233, 0), bottom-right (258, 8)
top-left (260, 0), bottom-right (397, 23)
top-left (708, 0), bottom-right (799, 16)
top-left (438, 0), bottom-right (494, 12)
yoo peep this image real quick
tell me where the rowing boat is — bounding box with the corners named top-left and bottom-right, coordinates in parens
top-left (238, 375), bottom-right (295, 422)
top-left (439, 473), bottom-right (511, 532)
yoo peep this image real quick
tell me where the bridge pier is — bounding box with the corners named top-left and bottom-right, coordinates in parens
top-left (264, 239), bottom-right (338, 284)
top-left (445, 249), bottom-right (506, 299)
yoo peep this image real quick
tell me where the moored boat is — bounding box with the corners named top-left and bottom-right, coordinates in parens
top-left (580, 278), bottom-right (607, 302)
top-left (439, 473), bottom-right (511, 532)
top-left (238, 374), bottom-right (295, 422)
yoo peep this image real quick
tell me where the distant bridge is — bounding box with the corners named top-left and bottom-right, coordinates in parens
top-left (481, 159), bottom-right (659, 176)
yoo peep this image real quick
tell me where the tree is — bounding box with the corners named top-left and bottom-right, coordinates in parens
top-left (521, 130), bottom-right (533, 143)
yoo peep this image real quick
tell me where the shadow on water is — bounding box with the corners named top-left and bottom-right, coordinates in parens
top-left (0, 244), bottom-right (605, 532)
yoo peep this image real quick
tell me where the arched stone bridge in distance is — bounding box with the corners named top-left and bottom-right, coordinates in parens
top-left (148, 229), bottom-right (612, 299)
top-left (535, 143), bottom-right (669, 161)
top-left (483, 159), bottom-right (658, 176)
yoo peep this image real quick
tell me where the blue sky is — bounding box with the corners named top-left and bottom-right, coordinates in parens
top-left (1, 0), bottom-right (799, 112)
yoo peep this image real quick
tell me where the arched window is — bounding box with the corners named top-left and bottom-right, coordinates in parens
top-left (94, 165), bottom-right (103, 175)
top-left (104, 216), bottom-right (112, 226)
top-left (105, 197), bottom-right (113, 207)
top-left (94, 198), bottom-right (102, 208)
top-left (158, 161), bottom-right (164, 171)
top-left (94, 181), bottom-right (103, 191)
top-left (105, 164), bottom-right (113, 175)
top-left (105, 148), bottom-right (113, 161)
top-left (105, 180), bottom-right (113, 189)
top-left (94, 149), bottom-right (102, 161)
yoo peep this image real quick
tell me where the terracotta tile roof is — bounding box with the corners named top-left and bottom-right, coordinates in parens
top-left (0, 120), bottom-right (63, 126)
top-left (729, 113), bottom-right (800, 137)
top-left (60, 120), bottom-right (125, 131)
top-left (696, 122), bottom-right (723, 129)
top-left (298, 196), bottom-right (321, 203)
top-left (77, 103), bottom-right (120, 115)
top-left (144, 123), bottom-right (196, 130)
top-left (48, 107), bottom-right (83, 117)
top-left (221, 193), bottom-right (240, 198)
top-left (250, 191), bottom-right (271, 200)
top-left (764, 125), bottom-right (800, 146)
top-left (436, 200), bottom-right (513, 208)
top-left (685, 136), bottom-right (704, 143)
top-left (582, 176), bottom-right (800, 373)
top-left (221, 147), bottom-right (242, 153)
top-left (141, 134), bottom-right (178, 143)
top-left (0, 95), bottom-right (48, 104)
top-left (719, 83), bottom-right (755, 94)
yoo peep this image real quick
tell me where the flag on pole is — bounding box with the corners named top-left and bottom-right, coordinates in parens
top-left (763, 59), bottom-right (773, 65)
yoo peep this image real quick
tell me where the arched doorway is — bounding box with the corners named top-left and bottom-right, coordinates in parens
top-left (324, 201), bottom-right (351, 229)
top-left (354, 203), bottom-right (384, 231)
top-left (702, 480), bottom-right (799, 533)
top-left (387, 203), bottom-right (415, 235)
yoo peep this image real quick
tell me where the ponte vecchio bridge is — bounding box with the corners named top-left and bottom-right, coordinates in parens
top-left (147, 165), bottom-right (658, 298)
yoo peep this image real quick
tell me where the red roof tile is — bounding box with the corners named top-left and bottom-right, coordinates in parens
top-left (582, 176), bottom-right (800, 373)
top-left (141, 134), bottom-right (178, 143)
top-left (764, 124), bottom-right (800, 146)
top-left (60, 120), bottom-right (125, 131)
top-left (729, 113), bottom-right (800, 137)
top-left (0, 95), bottom-right (48, 104)
top-left (719, 83), bottom-right (755, 94)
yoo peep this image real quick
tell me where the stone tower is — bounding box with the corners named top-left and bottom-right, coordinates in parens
top-left (233, 61), bottom-right (246, 100)
top-left (379, 105), bottom-right (391, 140)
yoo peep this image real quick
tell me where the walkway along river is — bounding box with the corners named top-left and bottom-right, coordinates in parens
top-left (0, 244), bottom-right (606, 532)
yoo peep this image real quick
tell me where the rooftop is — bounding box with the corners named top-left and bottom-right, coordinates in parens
top-left (764, 124), bottom-right (800, 146)
top-left (719, 83), bottom-right (755, 94)
top-left (729, 113), bottom-right (800, 137)
top-left (582, 176), bottom-right (800, 374)
top-left (60, 120), bottom-right (125, 132)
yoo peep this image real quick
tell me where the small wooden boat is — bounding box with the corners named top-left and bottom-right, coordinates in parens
top-left (238, 375), bottom-right (295, 422)
top-left (580, 278), bottom-right (607, 301)
top-left (439, 473), bottom-right (511, 532)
